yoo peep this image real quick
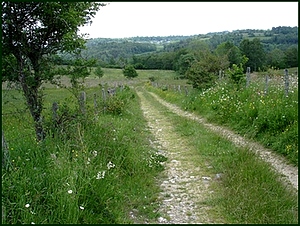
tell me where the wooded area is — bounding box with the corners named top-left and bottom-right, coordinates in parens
top-left (57, 26), bottom-right (298, 72)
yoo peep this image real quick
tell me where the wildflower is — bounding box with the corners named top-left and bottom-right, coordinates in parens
top-left (68, 190), bottom-right (73, 194)
top-left (96, 171), bottom-right (105, 179)
top-left (79, 206), bottom-right (84, 210)
top-left (31, 222), bottom-right (35, 224)
top-left (92, 150), bottom-right (98, 157)
top-left (87, 158), bottom-right (91, 165)
top-left (25, 204), bottom-right (30, 208)
top-left (107, 161), bottom-right (115, 169)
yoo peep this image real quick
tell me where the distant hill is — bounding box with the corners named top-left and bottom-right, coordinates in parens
top-left (58, 26), bottom-right (298, 68)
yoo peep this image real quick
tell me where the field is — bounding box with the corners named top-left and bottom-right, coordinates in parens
top-left (2, 68), bottom-right (298, 223)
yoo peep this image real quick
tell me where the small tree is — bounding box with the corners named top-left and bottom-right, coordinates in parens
top-left (225, 55), bottom-right (248, 88)
top-left (94, 66), bottom-right (104, 79)
top-left (185, 50), bottom-right (229, 90)
top-left (2, 2), bottom-right (104, 141)
top-left (123, 64), bottom-right (138, 79)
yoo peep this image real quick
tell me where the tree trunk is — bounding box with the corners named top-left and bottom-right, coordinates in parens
top-left (19, 73), bottom-right (45, 142)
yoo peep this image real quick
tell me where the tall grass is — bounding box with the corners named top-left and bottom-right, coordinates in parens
top-left (2, 86), bottom-right (166, 224)
top-left (146, 72), bottom-right (298, 166)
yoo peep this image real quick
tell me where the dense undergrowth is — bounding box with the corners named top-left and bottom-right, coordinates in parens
top-left (2, 86), bottom-right (166, 224)
top-left (146, 75), bottom-right (298, 166)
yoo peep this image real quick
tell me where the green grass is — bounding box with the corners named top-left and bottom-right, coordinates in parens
top-left (2, 68), bottom-right (298, 224)
top-left (141, 89), bottom-right (298, 224)
top-left (2, 86), bottom-right (166, 224)
top-left (146, 70), bottom-right (298, 166)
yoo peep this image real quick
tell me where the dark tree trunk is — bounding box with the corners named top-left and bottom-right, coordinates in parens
top-left (20, 78), bottom-right (45, 141)
top-left (18, 56), bottom-right (45, 142)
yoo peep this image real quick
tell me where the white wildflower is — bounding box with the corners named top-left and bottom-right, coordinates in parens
top-left (87, 157), bottom-right (91, 165)
top-left (92, 150), bottom-right (98, 157)
top-left (68, 190), bottom-right (73, 194)
top-left (107, 161), bottom-right (115, 169)
top-left (79, 206), bottom-right (84, 210)
top-left (25, 204), bottom-right (30, 208)
top-left (96, 171), bottom-right (105, 179)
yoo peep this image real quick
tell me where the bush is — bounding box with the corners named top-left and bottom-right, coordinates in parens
top-left (123, 65), bottom-right (138, 79)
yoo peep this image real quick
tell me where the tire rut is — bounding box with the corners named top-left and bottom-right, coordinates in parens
top-left (136, 90), bottom-right (224, 224)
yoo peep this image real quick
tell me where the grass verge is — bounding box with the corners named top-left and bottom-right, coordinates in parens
top-left (2, 86), bottom-right (166, 224)
top-left (145, 75), bottom-right (298, 166)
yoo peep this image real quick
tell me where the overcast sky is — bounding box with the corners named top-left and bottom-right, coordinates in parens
top-left (79, 2), bottom-right (298, 39)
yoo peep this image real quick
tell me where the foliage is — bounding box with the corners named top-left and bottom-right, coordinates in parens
top-left (185, 50), bottom-right (229, 90)
top-left (215, 41), bottom-right (243, 67)
top-left (284, 45), bottom-right (298, 68)
top-left (102, 86), bottom-right (135, 115)
top-left (225, 55), bottom-right (248, 86)
top-left (176, 53), bottom-right (197, 76)
top-left (94, 66), bottom-right (104, 78)
top-left (123, 65), bottom-right (138, 79)
top-left (266, 48), bottom-right (286, 69)
top-left (239, 38), bottom-right (266, 71)
top-left (2, 2), bottom-right (103, 141)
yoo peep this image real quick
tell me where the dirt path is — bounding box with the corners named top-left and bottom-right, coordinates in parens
top-left (136, 88), bottom-right (298, 223)
top-left (147, 91), bottom-right (298, 191)
top-left (136, 90), bottom-right (224, 224)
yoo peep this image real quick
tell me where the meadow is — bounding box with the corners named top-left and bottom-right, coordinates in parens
top-left (2, 67), bottom-right (298, 223)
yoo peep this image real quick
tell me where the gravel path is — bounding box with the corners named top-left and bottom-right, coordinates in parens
top-left (137, 90), bottom-right (224, 224)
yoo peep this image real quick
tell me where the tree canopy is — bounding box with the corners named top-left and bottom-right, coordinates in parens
top-left (2, 2), bottom-right (104, 141)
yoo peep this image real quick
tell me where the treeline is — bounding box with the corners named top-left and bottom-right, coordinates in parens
top-left (131, 26), bottom-right (298, 73)
top-left (57, 26), bottom-right (298, 72)
top-left (57, 40), bottom-right (157, 68)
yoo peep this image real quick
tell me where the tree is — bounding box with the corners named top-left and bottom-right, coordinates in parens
top-left (185, 50), bottom-right (229, 89)
top-left (2, 2), bottom-right (104, 141)
top-left (225, 55), bottom-right (248, 88)
top-left (266, 48), bottom-right (286, 69)
top-left (94, 66), bottom-right (104, 79)
top-left (176, 53), bottom-right (197, 76)
top-left (215, 41), bottom-right (243, 67)
top-left (239, 38), bottom-right (266, 71)
top-left (123, 65), bottom-right (138, 79)
top-left (284, 46), bottom-right (298, 68)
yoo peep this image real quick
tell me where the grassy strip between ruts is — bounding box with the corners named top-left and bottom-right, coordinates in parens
top-left (141, 89), bottom-right (298, 224)
top-left (2, 86), bottom-right (166, 224)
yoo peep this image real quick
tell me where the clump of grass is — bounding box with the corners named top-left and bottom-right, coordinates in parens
top-left (2, 86), bottom-right (166, 224)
